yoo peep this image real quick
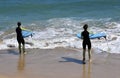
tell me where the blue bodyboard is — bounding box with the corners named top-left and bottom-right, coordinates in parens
top-left (22, 30), bottom-right (33, 38)
top-left (77, 33), bottom-right (106, 39)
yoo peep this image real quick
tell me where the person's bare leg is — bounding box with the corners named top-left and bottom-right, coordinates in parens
top-left (19, 43), bottom-right (21, 54)
top-left (83, 49), bottom-right (86, 63)
top-left (22, 44), bottom-right (26, 54)
top-left (88, 49), bottom-right (92, 62)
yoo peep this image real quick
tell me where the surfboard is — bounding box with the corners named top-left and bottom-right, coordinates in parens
top-left (76, 32), bottom-right (106, 39)
top-left (21, 27), bottom-right (33, 38)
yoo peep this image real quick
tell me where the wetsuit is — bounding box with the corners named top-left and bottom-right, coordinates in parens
top-left (81, 30), bottom-right (91, 50)
top-left (16, 27), bottom-right (25, 44)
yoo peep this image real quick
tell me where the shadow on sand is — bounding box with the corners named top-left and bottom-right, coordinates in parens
top-left (7, 49), bottom-right (19, 55)
top-left (59, 57), bottom-right (84, 64)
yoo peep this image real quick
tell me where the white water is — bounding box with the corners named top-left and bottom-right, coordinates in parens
top-left (0, 18), bottom-right (120, 54)
top-left (0, 26), bottom-right (120, 54)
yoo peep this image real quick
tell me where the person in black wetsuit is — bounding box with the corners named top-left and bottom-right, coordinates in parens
top-left (81, 24), bottom-right (92, 63)
top-left (16, 22), bottom-right (25, 54)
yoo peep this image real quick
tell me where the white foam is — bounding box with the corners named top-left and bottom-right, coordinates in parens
top-left (1, 18), bottom-right (120, 54)
top-left (32, 27), bottom-right (73, 40)
top-left (0, 31), bottom-right (120, 54)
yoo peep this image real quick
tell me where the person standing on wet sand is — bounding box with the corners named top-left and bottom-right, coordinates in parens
top-left (81, 24), bottom-right (92, 63)
top-left (16, 22), bottom-right (25, 54)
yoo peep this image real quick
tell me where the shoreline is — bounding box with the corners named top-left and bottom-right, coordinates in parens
top-left (0, 48), bottom-right (120, 78)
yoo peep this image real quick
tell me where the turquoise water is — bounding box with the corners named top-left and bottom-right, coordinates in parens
top-left (0, 0), bottom-right (120, 30)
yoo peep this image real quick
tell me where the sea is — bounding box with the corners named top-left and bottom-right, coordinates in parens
top-left (0, 0), bottom-right (120, 53)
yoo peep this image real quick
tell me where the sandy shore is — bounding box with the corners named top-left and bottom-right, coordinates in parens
top-left (0, 48), bottom-right (120, 78)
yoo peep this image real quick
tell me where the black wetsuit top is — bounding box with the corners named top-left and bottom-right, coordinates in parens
top-left (81, 30), bottom-right (91, 49)
top-left (16, 27), bottom-right (25, 44)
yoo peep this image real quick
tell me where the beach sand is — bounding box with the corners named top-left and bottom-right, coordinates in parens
top-left (0, 48), bottom-right (120, 78)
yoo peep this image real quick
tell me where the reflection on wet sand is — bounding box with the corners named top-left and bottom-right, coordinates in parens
top-left (82, 62), bottom-right (91, 78)
top-left (18, 54), bottom-right (25, 72)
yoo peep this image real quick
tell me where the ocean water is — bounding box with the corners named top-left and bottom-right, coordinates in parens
top-left (0, 0), bottom-right (120, 53)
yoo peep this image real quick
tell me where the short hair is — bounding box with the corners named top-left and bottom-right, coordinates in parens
top-left (17, 22), bottom-right (21, 26)
top-left (83, 24), bottom-right (88, 30)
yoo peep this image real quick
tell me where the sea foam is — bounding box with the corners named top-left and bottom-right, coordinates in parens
top-left (0, 18), bottom-right (120, 54)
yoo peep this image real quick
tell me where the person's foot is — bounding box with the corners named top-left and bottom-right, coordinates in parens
top-left (82, 61), bottom-right (86, 64)
top-left (89, 59), bottom-right (92, 63)
top-left (82, 58), bottom-right (86, 64)
top-left (24, 52), bottom-right (27, 55)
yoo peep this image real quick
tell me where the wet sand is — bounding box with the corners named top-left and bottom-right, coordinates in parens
top-left (0, 48), bottom-right (120, 78)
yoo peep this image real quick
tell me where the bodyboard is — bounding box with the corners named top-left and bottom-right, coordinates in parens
top-left (76, 32), bottom-right (106, 39)
top-left (21, 27), bottom-right (33, 38)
